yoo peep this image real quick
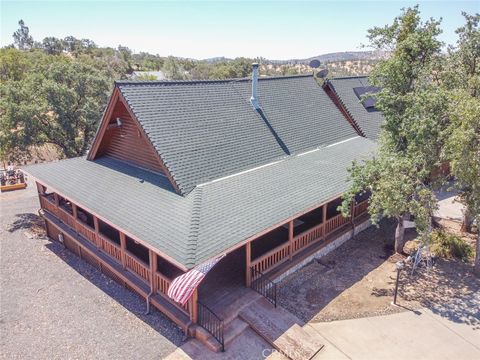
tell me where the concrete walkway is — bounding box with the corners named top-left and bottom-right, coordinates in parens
top-left (310, 308), bottom-right (480, 360)
top-left (434, 184), bottom-right (465, 222)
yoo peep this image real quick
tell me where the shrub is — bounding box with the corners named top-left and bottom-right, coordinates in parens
top-left (429, 229), bottom-right (473, 262)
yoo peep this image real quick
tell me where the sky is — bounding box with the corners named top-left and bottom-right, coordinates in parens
top-left (1, 1), bottom-right (478, 59)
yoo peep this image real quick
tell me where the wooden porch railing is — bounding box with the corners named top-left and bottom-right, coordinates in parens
top-left (124, 252), bottom-right (150, 282)
top-left (40, 195), bottom-right (58, 215)
top-left (354, 200), bottom-right (369, 218)
top-left (153, 271), bottom-right (189, 313)
top-left (57, 206), bottom-right (76, 229)
top-left (292, 223), bottom-right (324, 255)
top-left (76, 221), bottom-right (97, 245)
top-left (325, 213), bottom-right (350, 235)
top-left (251, 241), bottom-right (290, 276)
top-left (100, 235), bottom-right (122, 263)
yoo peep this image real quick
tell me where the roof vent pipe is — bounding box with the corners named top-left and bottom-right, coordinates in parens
top-left (250, 63), bottom-right (260, 110)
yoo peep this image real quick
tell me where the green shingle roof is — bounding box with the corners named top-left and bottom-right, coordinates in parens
top-left (327, 76), bottom-right (384, 140)
top-left (117, 75), bottom-right (358, 195)
top-left (25, 137), bottom-right (376, 269)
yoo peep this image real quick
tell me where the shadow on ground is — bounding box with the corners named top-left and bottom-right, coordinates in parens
top-left (7, 213), bottom-right (186, 347)
top-left (7, 212), bottom-right (44, 233)
top-left (278, 218), bottom-right (480, 329)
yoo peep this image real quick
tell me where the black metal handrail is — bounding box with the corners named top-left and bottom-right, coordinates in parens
top-left (250, 267), bottom-right (277, 307)
top-left (197, 301), bottom-right (225, 352)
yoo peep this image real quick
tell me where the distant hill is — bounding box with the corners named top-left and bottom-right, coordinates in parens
top-left (269, 51), bottom-right (384, 65)
top-left (201, 51), bottom-right (384, 65)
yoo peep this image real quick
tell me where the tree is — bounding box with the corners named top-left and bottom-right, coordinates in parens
top-left (13, 20), bottom-right (34, 50)
top-left (163, 56), bottom-right (186, 80)
top-left (0, 60), bottom-right (110, 160)
top-left (443, 13), bottom-right (480, 275)
top-left (340, 6), bottom-right (447, 253)
top-left (42, 37), bottom-right (65, 55)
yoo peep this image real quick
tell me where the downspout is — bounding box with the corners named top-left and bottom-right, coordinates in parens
top-left (144, 290), bottom-right (154, 315)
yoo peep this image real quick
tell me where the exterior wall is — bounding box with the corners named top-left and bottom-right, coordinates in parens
top-left (96, 100), bottom-right (166, 174)
top-left (272, 218), bottom-right (372, 283)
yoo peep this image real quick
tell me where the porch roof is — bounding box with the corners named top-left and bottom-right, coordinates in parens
top-left (24, 136), bottom-right (376, 269)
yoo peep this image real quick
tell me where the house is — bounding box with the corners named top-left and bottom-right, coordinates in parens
top-left (324, 76), bottom-right (384, 140)
top-left (24, 65), bottom-right (377, 351)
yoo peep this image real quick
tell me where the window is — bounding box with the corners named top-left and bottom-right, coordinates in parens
top-left (98, 219), bottom-right (120, 245)
top-left (353, 86), bottom-right (380, 111)
top-left (125, 236), bottom-right (149, 265)
top-left (58, 195), bottom-right (73, 215)
top-left (76, 206), bottom-right (95, 228)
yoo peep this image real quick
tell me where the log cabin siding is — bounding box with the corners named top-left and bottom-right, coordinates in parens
top-left (97, 101), bottom-right (166, 174)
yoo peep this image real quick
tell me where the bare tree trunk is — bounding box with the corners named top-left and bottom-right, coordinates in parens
top-left (461, 207), bottom-right (473, 233)
top-left (475, 231), bottom-right (480, 278)
top-left (395, 215), bottom-right (407, 254)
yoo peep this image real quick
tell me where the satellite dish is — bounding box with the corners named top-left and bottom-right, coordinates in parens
top-left (316, 69), bottom-right (329, 78)
top-left (309, 59), bottom-right (321, 68)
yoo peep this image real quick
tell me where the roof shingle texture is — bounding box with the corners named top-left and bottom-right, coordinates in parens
top-left (328, 76), bottom-right (384, 140)
top-left (25, 137), bottom-right (377, 269)
top-left (117, 75), bottom-right (357, 194)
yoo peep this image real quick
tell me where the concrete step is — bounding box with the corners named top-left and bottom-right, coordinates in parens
top-left (239, 298), bottom-right (324, 360)
top-left (224, 318), bottom-right (250, 346)
top-left (193, 317), bottom-right (250, 352)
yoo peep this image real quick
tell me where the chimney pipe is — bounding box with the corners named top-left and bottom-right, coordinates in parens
top-left (250, 63), bottom-right (260, 110)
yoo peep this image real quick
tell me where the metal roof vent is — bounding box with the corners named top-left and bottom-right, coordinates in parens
top-left (250, 63), bottom-right (260, 110)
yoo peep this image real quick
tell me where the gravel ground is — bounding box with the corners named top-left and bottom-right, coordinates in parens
top-left (278, 218), bottom-right (480, 327)
top-left (0, 180), bottom-right (185, 359)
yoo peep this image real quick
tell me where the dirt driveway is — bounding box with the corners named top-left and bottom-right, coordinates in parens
top-left (279, 219), bottom-right (480, 327)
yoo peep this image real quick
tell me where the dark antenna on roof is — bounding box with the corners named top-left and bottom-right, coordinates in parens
top-left (316, 69), bottom-right (329, 79)
top-left (309, 59), bottom-right (321, 69)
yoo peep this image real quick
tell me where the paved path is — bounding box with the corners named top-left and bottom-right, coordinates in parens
top-left (310, 308), bottom-right (480, 360)
top-left (434, 184), bottom-right (465, 222)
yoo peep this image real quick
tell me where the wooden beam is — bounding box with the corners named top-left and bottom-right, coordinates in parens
top-left (288, 220), bottom-right (294, 260)
top-left (189, 289), bottom-right (198, 323)
top-left (322, 203), bottom-right (327, 239)
top-left (93, 216), bottom-right (101, 249)
top-left (149, 249), bottom-right (157, 293)
top-left (120, 232), bottom-right (127, 269)
top-left (246, 241), bottom-right (252, 287)
top-left (72, 204), bottom-right (78, 231)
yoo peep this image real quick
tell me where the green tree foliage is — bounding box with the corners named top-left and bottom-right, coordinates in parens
top-left (340, 7), bottom-right (448, 253)
top-left (0, 58), bottom-right (110, 160)
top-left (13, 20), bottom-right (33, 50)
top-left (443, 13), bottom-right (480, 275)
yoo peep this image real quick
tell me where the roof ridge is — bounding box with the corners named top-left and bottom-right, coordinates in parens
top-left (186, 187), bottom-right (203, 267)
top-left (329, 75), bottom-right (368, 81)
top-left (115, 74), bottom-right (313, 87)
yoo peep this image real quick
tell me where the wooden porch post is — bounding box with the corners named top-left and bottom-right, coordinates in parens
top-left (120, 232), bottom-right (127, 269)
top-left (246, 241), bottom-right (252, 287)
top-left (350, 200), bottom-right (356, 224)
top-left (189, 289), bottom-right (198, 323)
top-left (149, 249), bottom-right (157, 293)
top-left (288, 220), bottom-right (294, 260)
top-left (93, 216), bottom-right (101, 249)
top-left (322, 202), bottom-right (327, 238)
top-left (72, 204), bottom-right (78, 231)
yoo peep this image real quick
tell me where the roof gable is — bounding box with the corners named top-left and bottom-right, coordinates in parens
top-left (326, 76), bottom-right (385, 140)
top-left (111, 75), bottom-right (358, 195)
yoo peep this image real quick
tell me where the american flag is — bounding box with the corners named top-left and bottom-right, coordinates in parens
top-left (167, 254), bottom-right (225, 305)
